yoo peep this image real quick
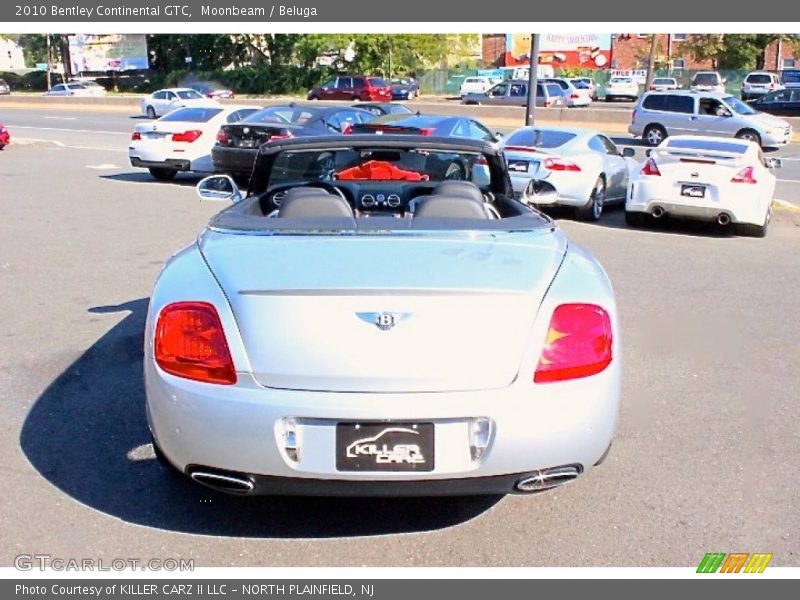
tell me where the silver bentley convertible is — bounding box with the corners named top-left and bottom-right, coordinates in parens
top-left (145, 135), bottom-right (621, 496)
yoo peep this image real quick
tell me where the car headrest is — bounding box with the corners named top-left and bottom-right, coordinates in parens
top-left (413, 195), bottom-right (490, 219)
top-left (282, 186), bottom-right (335, 203)
top-left (277, 191), bottom-right (354, 219)
top-left (433, 181), bottom-right (485, 204)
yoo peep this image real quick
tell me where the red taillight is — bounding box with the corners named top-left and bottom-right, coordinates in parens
top-left (269, 131), bottom-right (294, 141)
top-left (420, 127), bottom-right (436, 136)
top-left (641, 158), bottom-right (661, 176)
top-left (544, 157), bottom-right (581, 171)
top-left (172, 130), bottom-right (203, 143)
top-left (154, 302), bottom-right (236, 385)
top-left (544, 100), bottom-right (552, 107)
top-left (649, 85), bottom-right (656, 90)
top-left (216, 129), bottom-right (230, 145)
top-left (534, 304), bottom-right (613, 383)
top-left (570, 93), bottom-right (580, 99)
top-left (731, 166), bottom-right (757, 184)
top-left (131, 131), bottom-right (141, 141)
top-left (342, 123), bottom-right (353, 135)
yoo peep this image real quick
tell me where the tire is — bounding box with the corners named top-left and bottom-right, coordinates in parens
top-left (625, 210), bottom-right (650, 227)
top-left (735, 128), bottom-right (762, 147)
top-left (605, 96), bottom-right (614, 102)
top-left (148, 167), bottom-right (178, 181)
top-left (146, 105), bottom-right (156, 119)
top-left (739, 207), bottom-right (770, 238)
top-left (352, 95), bottom-right (360, 102)
top-left (643, 124), bottom-right (667, 147)
top-left (576, 177), bottom-right (606, 221)
top-left (309, 96), bottom-right (319, 101)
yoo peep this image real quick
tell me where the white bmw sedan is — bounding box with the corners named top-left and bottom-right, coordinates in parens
top-left (129, 105), bottom-right (260, 180)
top-left (503, 126), bottom-right (638, 220)
top-left (625, 136), bottom-right (780, 237)
top-left (140, 88), bottom-right (216, 119)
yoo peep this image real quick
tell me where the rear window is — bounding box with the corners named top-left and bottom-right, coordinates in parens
top-left (782, 70), bottom-right (800, 84)
top-left (546, 84), bottom-right (562, 96)
top-left (572, 80), bottom-right (590, 89)
top-left (159, 107), bottom-right (223, 122)
top-left (505, 128), bottom-right (577, 149)
top-left (746, 74), bottom-right (772, 84)
top-left (464, 78), bottom-right (482, 83)
top-left (653, 78), bottom-right (675, 85)
top-left (692, 73), bottom-right (720, 85)
top-left (611, 77), bottom-right (632, 83)
top-left (665, 138), bottom-right (748, 154)
top-left (176, 90), bottom-right (204, 100)
top-left (368, 78), bottom-right (388, 87)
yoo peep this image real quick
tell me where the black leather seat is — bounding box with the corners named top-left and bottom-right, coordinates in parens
top-left (413, 195), bottom-right (490, 219)
top-left (434, 181), bottom-right (485, 204)
top-left (277, 189), bottom-right (354, 218)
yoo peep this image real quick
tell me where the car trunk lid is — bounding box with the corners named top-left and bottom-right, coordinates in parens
top-left (200, 231), bottom-right (567, 392)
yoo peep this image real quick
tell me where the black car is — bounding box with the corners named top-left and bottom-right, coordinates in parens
top-left (390, 77), bottom-right (420, 100)
top-left (188, 81), bottom-right (235, 99)
top-left (347, 114), bottom-right (502, 145)
top-left (0, 79), bottom-right (10, 95)
top-left (751, 89), bottom-right (800, 117)
top-left (212, 103), bottom-right (376, 182)
top-left (354, 102), bottom-right (414, 117)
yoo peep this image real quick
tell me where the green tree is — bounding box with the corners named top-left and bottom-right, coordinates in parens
top-left (683, 34), bottom-right (800, 70)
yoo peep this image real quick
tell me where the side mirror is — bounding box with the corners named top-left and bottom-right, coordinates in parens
top-left (494, 131), bottom-right (504, 140)
top-left (196, 174), bottom-right (243, 203)
top-left (766, 158), bottom-right (782, 169)
top-left (621, 147), bottom-right (636, 158)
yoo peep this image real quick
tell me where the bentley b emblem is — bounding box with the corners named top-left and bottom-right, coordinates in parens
top-left (356, 312), bottom-right (412, 331)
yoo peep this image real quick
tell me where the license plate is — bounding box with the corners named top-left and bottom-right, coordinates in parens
top-left (239, 139), bottom-right (256, 148)
top-left (508, 160), bottom-right (531, 173)
top-left (336, 422), bottom-right (434, 472)
top-left (681, 184), bottom-right (706, 198)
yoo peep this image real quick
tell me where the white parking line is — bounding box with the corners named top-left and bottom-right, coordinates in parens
top-left (776, 178), bottom-right (800, 184)
top-left (7, 125), bottom-right (128, 136)
top-left (43, 116), bottom-right (78, 121)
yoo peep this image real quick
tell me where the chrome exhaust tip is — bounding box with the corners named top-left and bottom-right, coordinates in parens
top-left (651, 206), bottom-right (665, 218)
top-left (189, 470), bottom-right (255, 494)
top-left (717, 213), bottom-right (731, 226)
top-left (515, 466), bottom-right (581, 493)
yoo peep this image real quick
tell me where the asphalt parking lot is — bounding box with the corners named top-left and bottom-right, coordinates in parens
top-left (1, 105), bottom-right (799, 567)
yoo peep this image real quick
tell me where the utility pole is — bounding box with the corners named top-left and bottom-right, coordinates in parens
top-left (45, 34), bottom-right (51, 91)
top-left (644, 34), bottom-right (658, 92)
top-left (525, 34), bottom-right (540, 126)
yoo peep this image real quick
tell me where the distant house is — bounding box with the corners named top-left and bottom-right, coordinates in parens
top-left (0, 38), bottom-right (26, 70)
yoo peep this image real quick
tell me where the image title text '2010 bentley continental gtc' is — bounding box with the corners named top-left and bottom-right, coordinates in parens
top-left (144, 135), bottom-right (621, 496)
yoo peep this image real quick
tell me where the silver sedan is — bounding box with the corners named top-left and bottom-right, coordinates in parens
top-left (503, 126), bottom-right (638, 221)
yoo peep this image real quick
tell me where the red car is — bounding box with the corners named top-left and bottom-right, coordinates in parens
top-left (307, 75), bottom-right (392, 102)
top-left (0, 124), bottom-right (10, 150)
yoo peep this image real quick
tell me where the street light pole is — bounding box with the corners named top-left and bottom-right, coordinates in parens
top-left (525, 34), bottom-right (540, 126)
top-left (45, 34), bottom-right (51, 91)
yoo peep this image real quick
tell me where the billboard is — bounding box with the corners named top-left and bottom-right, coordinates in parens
top-left (68, 34), bottom-right (149, 72)
top-left (504, 34), bottom-right (612, 69)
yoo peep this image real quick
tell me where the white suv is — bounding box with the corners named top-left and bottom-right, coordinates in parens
top-left (629, 91), bottom-right (792, 148)
top-left (690, 71), bottom-right (726, 94)
top-left (741, 72), bottom-right (783, 101)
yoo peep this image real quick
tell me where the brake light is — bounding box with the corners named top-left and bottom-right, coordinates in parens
top-left (570, 93), bottom-right (580, 99)
top-left (544, 99), bottom-right (552, 107)
top-left (420, 127), bottom-right (436, 136)
top-left (641, 158), bottom-right (661, 176)
top-left (731, 166), bottom-right (757, 184)
top-left (171, 130), bottom-right (203, 143)
top-left (544, 157), bottom-right (581, 171)
top-left (269, 131), bottom-right (294, 141)
top-left (216, 129), bottom-right (230, 145)
top-left (342, 123), bottom-right (353, 135)
top-left (154, 302), bottom-right (236, 385)
top-left (534, 304), bottom-right (613, 383)
top-left (131, 131), bottom-right (141, 141)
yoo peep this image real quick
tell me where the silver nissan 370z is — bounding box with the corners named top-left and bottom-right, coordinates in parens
top-left (144, 135), bottom-right (621, 496)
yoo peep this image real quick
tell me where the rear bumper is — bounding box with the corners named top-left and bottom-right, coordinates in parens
top-left (129, 156), bottom-right (190, 171)
top-left (181, 465), bottom-right (584, 496)
top-left (0, 132), bottom-right (9, 146)
top-left (211, 145), bottom-right (258, 176)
